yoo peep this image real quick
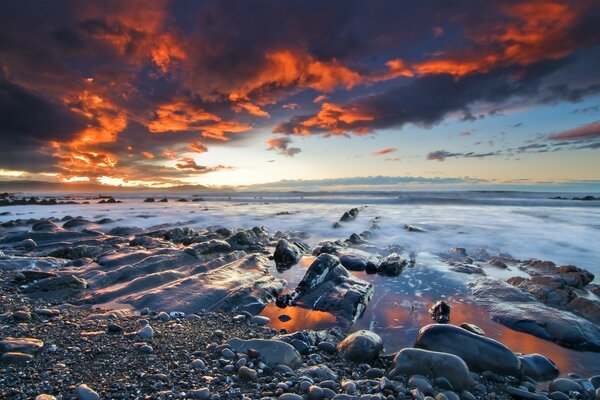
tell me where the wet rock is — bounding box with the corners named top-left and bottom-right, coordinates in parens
top-left (378, 253), bottom-right (407, 276)
top-left (506, 386), bottom-right (548, 400)
top-left (339, 252), bottom-right (375, 271)
top-left (459, 323), bottom-right (485, 336)
top-left (137, 325), bottom-right (154, 339)
top-left (13, 310), bottom-right (31, 321)
top-left (340, 208), bottom-right (359, 222)
top-left (143, 197), bottom-right (155, 202)
top-left (519, 354), bottom-right (559, 382)
top-left (189, 388), bottom-right (210, 399)
top-left (549, 378), bottom-right (582, 394)
top-left (471, 278), bottom-right (600, 351)
top-left (76, 384), bottom-right (100, 400)
top-left (32, 220), bottom-right (61, 231)
top-left (313, 240), bottom-right (346, 256)
top-left (415, 324), bottom-right (522, 377)
top-left (405, 224), bottom-right (426, 232)
top-left (227, 338), bottom-right (302, 368)
top-left (185, 239), bottom-right (231, 258)
top-left (14, 238), bottom-right (37, 250)
top-left (389, 348), bottom-right (474, 392)
top-left (164, 227), bottom-right (196, 243)
top-left (16, 270), bottom-right (58, 281)
top-left (274, 239), bottom-right (306, 270)
top-left (567, 297), bottom-right (600, 324)
top-left (251, 315), bottom-right (270, 326)
top-left (439, 247), bottom-right (472, 263)
top-left (277, 254), bottom-right (373, 325)
top-left (428, 301), bottom-right (450, 323)
top-left (337, 330), bottom-right (383, 362)
top-left (226, 227), bottom-right (269, 250)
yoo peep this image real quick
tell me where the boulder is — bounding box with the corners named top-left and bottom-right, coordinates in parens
top-left (389, 348), bottom-right (474, 392)
top-left (415, 324), bottom-right (521, 377)
top-left (227, 338), bottom-right (302, 369)
top-left (337, 330), bottom-right (383, 362)
top-left (273, 239), bottom-right (304, 270)
top-left (518, 354), bottom-right (559, 382)
top-left (378, 253), bottom-right (407, 276)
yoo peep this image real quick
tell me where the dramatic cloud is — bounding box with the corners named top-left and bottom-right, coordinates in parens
top-left (266, 137), bottom-right (301, 157)
top-left (0, 0), bottom-right (599, 186)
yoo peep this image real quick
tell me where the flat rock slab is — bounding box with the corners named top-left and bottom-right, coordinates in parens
top-left (471, 278), bottom-right (600, 351)
top-left (0, 338), bottom-right (44, 354)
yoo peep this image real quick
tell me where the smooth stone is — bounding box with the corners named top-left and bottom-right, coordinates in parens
top-left (139, 344), bottom-right (153, 353)
top-left (77, 384), bottom-right (100, 400)
top-left (191, 359), bottom-right (206, 369)
top-left (251, 315), bottom-right (271, 326)
top-left (0, 337), bottom-right (44, 353)
top-left (389, 348), bottom-right (473, 392)
top-left (415, 324), bottom-right (521, 377)
top-left (157, 311), bottom-right (171, 321)
top-left (189, 387), bottom-right (210, 399)
top-left (342, 381), bottom-right (356, 394)
top-left (13, 310), bottom-right (31, 321)
top-left (279, 394), bottom-right (303, 400)
top-left (591, 376), bottom-right (600, 389)
top-left (238, 366), bottom-right (258, 382)
top-left (221, 348), bottom-right (235, 359)
top-left (318, 341), bottom-right (336, 354)
top-left (519, 354), bottom-right (559, 382)
top-left (366, 368), bottom-right (384, 378)
top-left (549, 392), bottom-right (569, 400)
top-left (136, 325), bottom-right (154, 339)
top-left (35, 396), bottom-right (57, 400)
top-left (297, 364), bottom-right (339, 381)
top-left (459, 323), bottom-right (485, 336)
top-left (0, 352), bottom-right (33, 363)
top-left (227, 338), bottom-right (302, 369)
top-left (308, 385), bottom-right (323, 400)
top-left (408, 375), bottom-right (433, 393)
top-left (549, 378), bottom-right (582, 394)
top-left (506, 386), bottom-right (549, 400)
top-left (337, 330), bottom-right (383, 362)
top-left (107, 324), bottom-right (124, 333)
top-left (460, 390), bottom-right (476, 400)
top-left (442, 391), bottom-right (459, 400)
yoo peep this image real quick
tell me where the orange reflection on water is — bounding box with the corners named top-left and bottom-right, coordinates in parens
top-left (375, 293), bottom-right (600, 375)
top-left (260, 303), bottom-right (336, 331)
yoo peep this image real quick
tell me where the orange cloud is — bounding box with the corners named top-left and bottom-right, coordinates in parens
top-left (189, 142), bottom-right (208, 153)
top-left (142, 151), bottom-right (155, 159)
top-left (372, 147), bottom-right (397, 156)
top-left (232, 101), bottom-right (270, 117)
top-left (298, 102), bottom-right (374, 135)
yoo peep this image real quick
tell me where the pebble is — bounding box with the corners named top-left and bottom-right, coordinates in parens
top-left (13, 310), bottom-right (31, 321)
top-left (279, 394), bottom-right (303, 400)
top-left (140, 307), bottom-right (150, 315)
top-left (1, 352), bottom-right (33, 363)
top-left (460, 390), bottom-right (476, 400)
top-left (137, 325), bottom-right (154, 339)
top-left (308, 385), bottom-right (323, 400)
top-left (189, 387), bottom-right (210, 399)
top-left (221, 348), bottom-right (235, 359)
top-left (191, 359), bottom-right (206, 368)
top-left (317, 341), bottom-right (336, 354)
top-left (549, 392), bottom-right (569, 400)
top-left (77, 384), bottom-right (100, 400)
top-left (251, 315), bottom-right (270, 326)
top-left (366, 367), bottom-right (384, 378)
top-left (35, 396), bottom-right (57, 400)
top-left (238, 366), bottom-right (258, 382)
top-left (591, 376), bottom-right (600, 389)
top-left (158, 311), bottom-right (171, 321)
top-left (342, 380), bottom-right (356, 394)
top-left (549, 378), bottom-right (582, 394)
top-left (139, 344), bottom-right (153, 353)
top-left (107, 323), bottom-right (123, 333)
top-left (408, 375), bottom-right (432, 393)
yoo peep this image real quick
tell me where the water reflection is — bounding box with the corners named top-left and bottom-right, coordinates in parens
top-left (261, 303), bottom-right (336, 331)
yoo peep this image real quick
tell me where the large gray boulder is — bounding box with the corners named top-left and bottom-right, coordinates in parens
top-left (227, 338), bottom-right (302, 369)
top-left (337, 330), bottom-right (383, 362)
top-left (414, 324), bottom-right (521, 377)
top-left (389, 348), bottom-right (474, 392)
top-left (273, 239), bottom-right (304, 270)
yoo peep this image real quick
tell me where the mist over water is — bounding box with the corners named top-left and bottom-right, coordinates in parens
top-left (4, 191), bottom-right (599, 273)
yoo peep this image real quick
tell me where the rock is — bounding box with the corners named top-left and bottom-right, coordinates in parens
top-left (308, 385), bottom-right (323, 400)
top-left (227, 338), bottom-right (302, 369)
top-left (408, 375), bottom-right (433, 393)
top-left (342, 381), bottom-right (356, 394)
top-left (459, 323), bottom-right (485, 336)
top-left (506, 386), bottom-right (548, 400)
top-left (0, 352), bottom-right (33, 363)
top-left (279, 394), bottom-right (303, 400)
top-left (139, 344), bottom-right (153, 353)
top-left (35, 396), bottom-right (57, 400)
top-left (144, 197), bottom-right (155, 202)
top-left (13, 310), bottom-right (31, 321)
top-left (366, 368), bottom-right (384, 378)
top-left (428, 301), bottom-right (450, 323)
top-left (378, 253), bottom-right (407, 276)
top-left (415, 324), bottom-right (521, 377)
top-left (279, 314), bottom-right (292, 322)
top-left (274, 239), bottom-right (304, 270)
top-left (107, 324), bottom-right (124, 333)
top-left (14, 238), bottom-right (37, 250)
top-left (549, 378), bottom-right (582, 394)
top-left (519, 354), bottom-right (559, 382)
top-left (251, 315), bottom-right (270, 326)
top-left (548, 392), bottom-right (569, 400)
top-left (317, 341), bottom-right (336, 354)
top-left (339, 208), bottom-right (359, 222)
top-left (337, 330), bottom-right (383, 362)
top-left (277, 254), bottom-right (373, 325)
top-left (591, 375), bottom-right (600, 389)
top-left (568, 297), bottom-right (600, 324)
top-left (191, 359), bottom-right (206, 369)
top-left (0, 337), bottom-right (44, 353)
top-left (389, 348), bottom-right (474, 392)
top-left (157, 311), bottom-right (170, 321)
top-left (189, 388), bottom-right (210, 399)
top-left (339, 252), bottom-right (370, 271)
top-left (137, 325), bottom-right (154, 339)
top-left (471, 278), bottom-right (600, 351)
top-left (77, 384), bottom-right (100, 400)
top-left (297, 364), bottom-right (339, 381)
top-left (15, 270), bottom-right (58, 281)
top-left (238, 366), bottom-right (258, 382)
top-left (22, 274), bottom-right (87, 296)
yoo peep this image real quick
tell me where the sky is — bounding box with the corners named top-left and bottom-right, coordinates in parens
top-left (1, 0), bottom-right (600, 190)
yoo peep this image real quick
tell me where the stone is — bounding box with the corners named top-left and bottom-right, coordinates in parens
top-left (251, 315), bottom-right (271, 326)
top-left (35, 396), bottom-right (57, 400)
top-left (428, 301), bottom-right (450, 323)
top-left (279, 394), bottom-right (303, 400)
top-left (378, 253), bottom-right (407, 276)
top-left (459, 323), bottom-right (485, 336)
top-left (549, 378), bottom-right (582, 394)
top-left (191, 359), bottom-right (206, 369)
top-left (297, 364), bottom-right (339, 381)
top-left (317, 341), bottom-right (336, 354)
top-left (13, 310), bottom-right (31, 321)
top-left (337, 330), bottom-right (383, 362)
top-left (14, 238), bottom-right (37, 250)
top-left (0, 337), bottom-right (44, 353)
top-left (518, 354), bottom-right (559, 382)
top-left (274, 239), bottom-right (304, 270)
top-left (189, 388), bottom-right (210, 399)
top-left (77, 384), bottom-right (100, 400)
top-left (408, 375), bottom-right (433, 393)
top-left (227, 338), bottom-right (302, 369)
top-left (0, 352), bottom-right (33, 363)
top-left (549, 392), bottom-right (569, 400)
top-left (506, 387), bottom-right (549, 400)
top-left (238, 366), bottom-right (258, 382)
top-left (308, 385), bottom-right (323, 400)
top-left (137, 325), bottom-right (154, 339)
top-left (389, 348), bottom-right (474, 392)
top-left (414, 324), bottom-right (521, 377)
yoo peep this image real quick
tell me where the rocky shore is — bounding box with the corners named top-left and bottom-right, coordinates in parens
top-left (1, 208), bottom-right (600, 399)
